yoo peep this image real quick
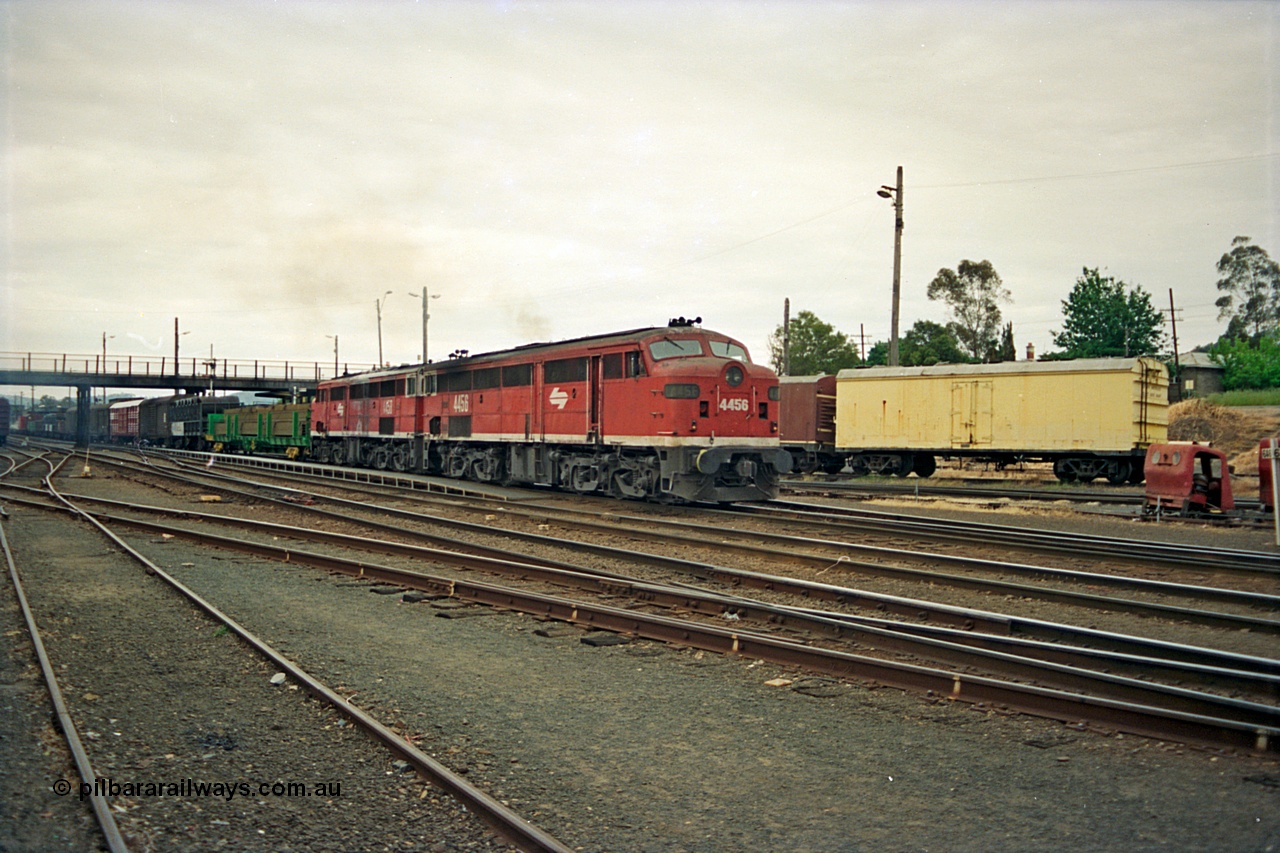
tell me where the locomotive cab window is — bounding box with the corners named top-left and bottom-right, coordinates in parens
top-left (627, 351), bottom-right (646, 377)
top-left (649, 339), bottom-right (704, 360)
top-left (708, 340), bottom-right (750, 362)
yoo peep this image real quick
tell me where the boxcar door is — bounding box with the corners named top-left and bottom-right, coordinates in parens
top-left (951, 381), bottom-right (993, 446)
top-left (950, 382), bottom-right (973, 446)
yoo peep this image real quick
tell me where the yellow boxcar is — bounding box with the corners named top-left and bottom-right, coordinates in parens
top-left (833, 357), bottom-right (1168, 483)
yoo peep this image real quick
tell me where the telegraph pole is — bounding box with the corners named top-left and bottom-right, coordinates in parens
top-left (877, 166), bottom-right (904, 367)
top-left (1166, 289), bottom-right (1182, 400)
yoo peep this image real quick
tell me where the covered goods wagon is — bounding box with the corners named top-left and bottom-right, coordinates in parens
top-left (832, 357), bottom-right (1168, 483)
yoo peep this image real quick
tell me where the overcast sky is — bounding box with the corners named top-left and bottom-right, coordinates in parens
top-left (2, 0), bottom-right (1277, 392)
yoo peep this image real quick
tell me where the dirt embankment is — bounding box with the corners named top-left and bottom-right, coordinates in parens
top-left (1167, 400), bottom-right (1280, 475)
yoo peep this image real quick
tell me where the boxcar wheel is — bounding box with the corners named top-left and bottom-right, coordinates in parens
top-left (1104, 459), bottom-right (1131, 485)
top-left (912, 454), bottom-right (936, 478)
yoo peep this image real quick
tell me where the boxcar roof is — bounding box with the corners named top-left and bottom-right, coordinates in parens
top-left (835, 356), bottom-right (1165, 381)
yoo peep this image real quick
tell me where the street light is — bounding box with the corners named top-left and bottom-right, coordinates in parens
top-left (325, 334), bottom-right (339, 378)
top-left (876, 165), bottom-right (904, 367)
top-left (376, 290), bottom-right (393, 366)
top-left (407, 287), bottom-right (441, 363)
top-left (100, 332), bottom-right (115, 402)
top-left (174, 318), bottom-right (190, 377)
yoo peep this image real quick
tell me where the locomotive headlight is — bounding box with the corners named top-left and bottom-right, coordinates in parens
top-left (725, 365), bottom-right (744, 387)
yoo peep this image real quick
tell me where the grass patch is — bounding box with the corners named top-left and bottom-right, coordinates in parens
top-left (1203, 388), bottom-right (1280, 406)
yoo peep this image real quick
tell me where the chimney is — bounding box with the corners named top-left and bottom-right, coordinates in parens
top-left (1025, 343), bottom-right (1036, 361)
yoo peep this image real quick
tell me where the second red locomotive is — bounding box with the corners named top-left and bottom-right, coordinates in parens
top-left (310, 320), bottom-right (791, 502)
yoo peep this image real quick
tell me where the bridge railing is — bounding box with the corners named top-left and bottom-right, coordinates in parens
top-left (0, 352), bottom-right (375, 383)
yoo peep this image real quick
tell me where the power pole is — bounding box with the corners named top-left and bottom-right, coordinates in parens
top-left (877, 166), bottom-right (904, 367)
top-left (1165, 288), bottom-right (1182, 400)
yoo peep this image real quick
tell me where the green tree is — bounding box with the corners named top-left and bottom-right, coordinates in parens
top-left (1209, 333), bottom-right (1280, 390)
top-left (1215, 236), bottom-right (1280, 341)
top-left (864, 340), bottom-right (888, 367)
top-left (926, 259), bottom-right (1011, 362)
top-left (997, 321), bottom-right (1017, 362)
top-left (899, 320), bottom-right (969, 366)
top-left (766, 310), bottom-right (861, 375)
top-left (1050, 267), bottom-right (1166, 358)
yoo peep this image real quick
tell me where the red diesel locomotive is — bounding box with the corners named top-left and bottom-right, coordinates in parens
top-left (310, 320), bottom-right (791, 502)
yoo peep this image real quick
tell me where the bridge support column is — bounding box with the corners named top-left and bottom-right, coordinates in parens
top-left (75, 386), bottom-right (92, 448)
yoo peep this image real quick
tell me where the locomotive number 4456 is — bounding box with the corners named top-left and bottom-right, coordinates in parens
top-left (719, 397), bottom-right (750, 412)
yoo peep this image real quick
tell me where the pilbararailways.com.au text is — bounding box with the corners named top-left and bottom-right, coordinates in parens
top-left (53, 777), bottom-right (343, 801)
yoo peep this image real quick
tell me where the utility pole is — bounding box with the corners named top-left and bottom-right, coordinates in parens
top-left (877, 167), bottom-right (904, 367)
top-left (376, 291), bottom-right (392, 367)
top-left (782, 298), bottom-right (790, 376)
top-left (408, 287), bottom-right (440, 363)
top-left (1166, 289), bottom-right (1182, 400)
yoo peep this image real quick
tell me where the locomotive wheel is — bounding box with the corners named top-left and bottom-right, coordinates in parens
top-left (371, 446), bottom-right (390, 470)
top-left (446, 449), bottom-right (469, 479)
top-left (389, 445), bottom-right (409, 472)
top-left (472, 448), bottom-right (505, 483)
top-left (330, 444), bottom-right (346, 466)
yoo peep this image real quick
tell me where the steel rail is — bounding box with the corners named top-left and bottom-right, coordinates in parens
top-left (0, 461), bottom-right (131, 852)
top-left (157, 448), bottom-right (1276, 573)
top-left (17, 490), bottom-right (1280, 705)
top-left (752, 499), bottom-right (1280, 573)
top-left (78, 453), bottom-right (1280, 632)
top-left (30, 506), bottom-right (1276, 754)
top-left (782, 478), bottom-right (1267, 513)
top-left (784, 477), bottom-right (1144, 505)
top-left (32, 460), bottom-right (574, 853)
top-left (26, 461), bottom-right (1280, 665)
top-left (7, 485), bottom-right (1279, 686)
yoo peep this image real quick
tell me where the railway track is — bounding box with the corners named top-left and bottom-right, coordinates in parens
top-left (10, 446), bottom-right (1277, 755)
top-left (0, 448), bottom-right (573, 853)
top-left (782, 476), bottom-right (1268, 515)
top-left (72, 451), bottom-right (1280, 635)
